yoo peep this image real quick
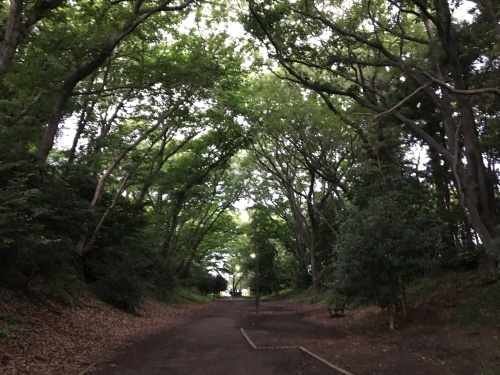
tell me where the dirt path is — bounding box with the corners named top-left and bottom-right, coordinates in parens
top-left (84, 298), bottom-right (499, 375)
top-left (86, 299), bottom-right (348, 375)
top-left (2, 289), bottom-right (497, 374)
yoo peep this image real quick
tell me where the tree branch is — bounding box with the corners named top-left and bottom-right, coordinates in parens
top-left (374, 82), bottom-right (431, 120)
top-left (137, 0), bottom-right (197, 15)
top-left (424, 73), bottom-right (500, 97)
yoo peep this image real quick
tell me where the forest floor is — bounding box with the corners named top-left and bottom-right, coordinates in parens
top-left (0, 288), bottom-right (208, 375)
top-left (0, 288), bottom-right (499, 375)
top-left (241, 301), bottom-right (500, 375)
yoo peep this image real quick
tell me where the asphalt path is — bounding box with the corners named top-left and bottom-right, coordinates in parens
top-left (87, 299), bottom-right (345, 375)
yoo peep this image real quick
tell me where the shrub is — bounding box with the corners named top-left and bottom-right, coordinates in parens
top-left (92, 270), bottom-right (145, 313)
top-left (0, 167), bottom-right (92, 293)
top-left (197, 274), bottom-right (227, 294)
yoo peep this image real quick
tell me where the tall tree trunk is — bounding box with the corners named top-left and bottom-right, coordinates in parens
top-left (306, 173), bottom-right (322, 292)
top-left (388, 303), bottom-right (396, 331)
top-left (286, 185), bottom-right (321, 292)
top-left (75, 123), bottom-right (165, 256)
top-left (81, 172), bottom-right (133, 254)
top-left (1, 0), bottom-right (63, 80)
top-left (479, 0), bottom-right (500, 38)
top-left (0, 0), bottom-right (23, 79)
top-left (399, 277), bottom-right (408, 317)
top-left (433, 0), bottom-right (500, 251)
top-left (429, 147), bottom-right (455, 248)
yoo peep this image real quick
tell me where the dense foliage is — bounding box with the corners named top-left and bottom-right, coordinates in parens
top-left (1, 0), bottom-right (498, 321)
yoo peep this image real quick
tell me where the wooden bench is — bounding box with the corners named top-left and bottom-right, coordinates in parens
top-left (327, 299), bottom-right (346, 317)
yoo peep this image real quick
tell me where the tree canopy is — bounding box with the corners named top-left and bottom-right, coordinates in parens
top-left (0, 0), bottom-right (498, 316)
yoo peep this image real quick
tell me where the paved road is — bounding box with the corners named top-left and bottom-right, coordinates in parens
top-left (88, 299), bottom-right (343, 375)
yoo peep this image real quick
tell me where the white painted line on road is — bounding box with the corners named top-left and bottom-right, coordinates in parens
top-left (240, 328), bottom-right (257, 349)
top-left (299, 346), bottom-right (354, 375)
top-left (240, 328), bottom-right (355, 375)
top-left (258, 346), bottom-right (297, 350)
top-left (78, 362), bottom-right (96, 375)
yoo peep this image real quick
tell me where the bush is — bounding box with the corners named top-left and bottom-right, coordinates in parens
top-left (92, 269), bottom-right (145, 313)
top-left (85, 225), bottom-right (178, 311)
top-left (440, 242), bottom-right (486, 270)
top-left (197, 274), bottom-right (227, 294)
top-left (0, 167), bottom-right (92, 293)
top-left (332, 159), bottom-right (442, 315)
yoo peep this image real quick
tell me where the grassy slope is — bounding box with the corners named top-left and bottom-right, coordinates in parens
top-left (266, 271), bottom-right (500, 329)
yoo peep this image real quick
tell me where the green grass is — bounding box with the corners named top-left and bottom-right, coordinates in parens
top-left (452, 281), bottom-right (500, 327)
top-left (263, 272), bottom-right (500, 330)
top-left (0, 324), bottom-right (22, 342)
top-left (0, 312), bottom-right (21, 324)
top-left (0, 312), bottom-right (22, 342)
top-left (274, 272), bottom-right (500, 330)
top-left (159, 287), bottom-right (214, 305)
top-left (260, 288), bottom-right (307, 301)
top-left (349, 310), bottom-right (382, 334)
top-left (407, 271), bottom-right (500, 328)
top-left (261, 287), bottom-right (347, 307)
top-left (406, 272), bottom-right (463, 304)
top-left (270, 288), bottom-right (297, 298)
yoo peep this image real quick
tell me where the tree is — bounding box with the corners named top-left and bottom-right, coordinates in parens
top-left (242, 75), bottom-right (353, 291)
top-left (0, 0), bottom-right (64, 80)
top-left (0, 1), bottom-right (254, 305)
top-left (197, 273), bottom-right (228, 295)
top-left (334, 155), bottom-right (442, 330)
top-left (244, 0), bottom-right (500, 268)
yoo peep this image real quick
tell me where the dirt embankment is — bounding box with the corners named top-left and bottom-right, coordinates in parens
top-left (0, 289), bottom-right (208, 375)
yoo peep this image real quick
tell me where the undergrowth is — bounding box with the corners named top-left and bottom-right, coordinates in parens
top-left (269, 271), bottom-right (500, 330)
top-left (0, 325), bottom-right (22, 342)
top-left (407, 271), bottom-right (500, 327)
top-left (452, 281), bottom-right (500, 327)
top-left (262, 287), bottom-right (348, 307)
top-left (0, 312), bottom-right (22, 342)
top-left (159, 287), bottom-right (214, 305)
